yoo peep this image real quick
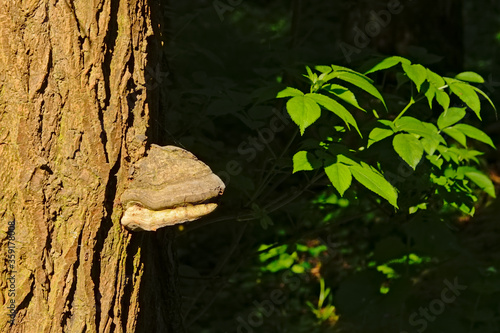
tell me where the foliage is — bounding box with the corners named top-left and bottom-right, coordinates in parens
top-left (278, 56), bottom-right (496, 216)
top-left (162, 2), bottom-right (500, 333)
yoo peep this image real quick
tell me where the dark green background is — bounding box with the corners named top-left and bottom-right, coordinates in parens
top-left (147, 1), bottom-right (500, 332)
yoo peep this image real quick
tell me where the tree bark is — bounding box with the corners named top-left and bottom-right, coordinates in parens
top-left (0, 0), bottom-right (178, 332)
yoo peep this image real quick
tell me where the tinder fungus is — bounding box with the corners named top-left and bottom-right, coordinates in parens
top-left (120, 145), bottom-right (225, 231)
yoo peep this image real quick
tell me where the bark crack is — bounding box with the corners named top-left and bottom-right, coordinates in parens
top-left (120, 234), bottom-right (140, 329)
top-left (13, 273), bottom-right (34, 325)
top-left (102, 0), bottom-right (119, 110)
top-left (91, 145), bottom-right (122, 332)
top-left (61, 230), bottom-right (83, 329)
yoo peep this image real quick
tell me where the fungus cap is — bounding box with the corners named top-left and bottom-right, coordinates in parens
top-left (121, 145), bottom-right (225, 231)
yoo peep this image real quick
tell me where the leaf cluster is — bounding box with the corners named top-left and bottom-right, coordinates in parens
top-left (277, 57), bottom-right (496, 214)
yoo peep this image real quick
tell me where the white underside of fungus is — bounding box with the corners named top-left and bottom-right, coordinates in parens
top-left (121, 203), bottom-right (219, 231)
top-left (120, 145), bottom-right (225, 231)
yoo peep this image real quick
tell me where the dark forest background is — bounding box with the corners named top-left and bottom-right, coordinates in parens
top-left (148, 1), bottom-right (500, 332)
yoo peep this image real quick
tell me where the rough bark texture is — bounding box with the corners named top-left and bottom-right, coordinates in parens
top-left (0, 0), bottom-right (177, 332)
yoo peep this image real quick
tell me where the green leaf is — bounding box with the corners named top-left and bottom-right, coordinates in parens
top-left (424, 69), bottom-right (447, 108)
top-left (437, 107), bottom-right (467, 129)
top-left (336, 72), bottom-right (387, 108)
top-left (349, 163), bottom-right (399, 208)
top-left (420, 137), bottom-right (439, 155)
top-left (315, 65), bottom-right (333, 74)
top-left (456, 201), bottom-right (476, 216)
top-left (443, 127), bottom-right (467, 147)
top-left (368, 126), bottom-right (394, 147)
top-left (378, 119), bottom-right (397, 131)
top-left (452, 123), bottom-right (496, 148)
top-left (323, 84), bottom-right (365, 111)
top-left (437, 145), bottom-right (460, 164)
top-left (457, 149), bottom-right (483, 164)
top-left (336, 153), bottom-right (357, 166)
top-left (293, 151), bottom-right (314, 173)
top-left (277, 87), bottom-right (304, 98)
top-left (470, 85), bottom-right (497, 111)
top-left (461, 168), bottom-right (496, 198)
top-left (394, 116), bottom-right (428, 135)
top-left (286, 95), bottom-right (321, 135)
top-left (307, 93), bottom-right (361, 136)
top-left (431, 172), bottom-right (448, 185)
top-left (394, 117), bottom-right (444, 143)
top-left (364, 56), bottom-right (411, 74)
top-left (393, 134), bottom-right (424, 170)
top-left (258, 243), bottom-right (287, 262)
top-left (321, 71), bottom-right (342, 84)
top-left (455, 71), bottom-right (485, 83)
top-left (426, 155), bottom-right (443, 169)
top-left (427, 69), bottom-right (446, 87)
top-left (331, 65), bottom-right (374, 82)
top-left (306, 66), bottom-right (314, 78)
top-left (435, 89), bottom-right (450, 112)
top-left (422, 122), bottom-right (445, 151)
top-left (325, 163), bottom-right (352, 196)
top-left (424, 84), bottom-right (436, 109)
top-left (446, 80), bottom-right (482, 120)
top-left (402, 63), bottom-right (427, 91)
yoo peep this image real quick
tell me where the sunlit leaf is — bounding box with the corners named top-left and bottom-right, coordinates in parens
top-left (277, 87), bottom-right (304, 98)
top-left (368, 126), bottom-right (394, 147)
top-left (446, 79), bottom-right (482, 120)
top-left (336, 72), bottom-right (386, 108)
top-left (307, 93), bottom-right (361, 136)
top-left (457, 149), bottom-right (483, 164)
top-left (336, 153), bottom-right (357, 166)
top-left (325, 162), bottom-right (352, 196)
top-left (442, 127), bottom-right (467, 147)
top-left (349, 163), bottom-right (398, 208)
top-left (378, 119), bottom-right (396, 131)
top-left (435, 89), bottom-right (450, 112)
top-left (315, 65), bottom-right (333, 74)
top-left (426, 155), bottom-right (443, 169)
top-left (420, 137), bottom-right (439, 155)
top-left (422, 122), bottom-right (444, 154)
top-left (394, 117), bottom-right (444, 143)
top-left (293, 151), bottom-right (314, 173)
top-left (455, 71), bottom-right (485, 83)
top-left (437, 145), bottom-right (460, 164)
top-left (471, 85), bottom-right (497, 111)
top-left (424, 84), bottom-right (436, 108)
top-left (323, 83), bottom-right (365, 111)
top-left (393, 134), bottom-right (424, 170)
top-left (427, 69), bottom-right (446, 87)
top-left (331, 65), bottom-right (374, 81)
top-left (424, 69), bottom-right (447, 108)
top-left (462, 168), bottom-right (496, 198)
top-left (364, 56), bottom-right (411, 74)
top-left (286, 95), bottom-right (321, 134)
top-left (453, 123), bottom-right (496, 148)
top-left (306, 66), bottom-right (314, 78)
top-left (402, 63), bottom-right (426, 91)
top-left (437, 107), bottom-right (467, 129)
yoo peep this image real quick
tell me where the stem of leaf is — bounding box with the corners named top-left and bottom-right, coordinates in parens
top-left (393, 94), bottom-right (428, 122)
top-left (393, 96), bottom-right (415, 122)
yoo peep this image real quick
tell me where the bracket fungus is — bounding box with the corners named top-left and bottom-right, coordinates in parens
top-left (120, 145), bottom-right (225, 231)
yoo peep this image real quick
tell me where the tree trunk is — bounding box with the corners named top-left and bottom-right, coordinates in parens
top-left (0, 0), bottom-right (180, 332)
